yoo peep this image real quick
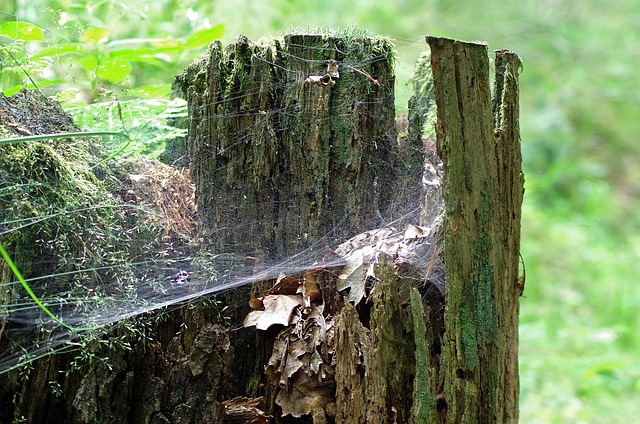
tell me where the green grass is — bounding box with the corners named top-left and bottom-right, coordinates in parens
top-left (2, 1), bottom-right (639, 421)
top-left (519, 200), bottom-right (640, 422)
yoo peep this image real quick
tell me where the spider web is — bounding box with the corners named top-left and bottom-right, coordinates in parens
top-left (0, 35), bottom-right (444, 375)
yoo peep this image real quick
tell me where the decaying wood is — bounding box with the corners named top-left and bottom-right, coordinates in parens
top-left (427, 36), bottom-right (523, 423)
top-left (174, 34), bottom-right (403, 259)
top-left (244, 222), bottom-right (445, 423)
top-left (1, 33), bottom-right (523, 424)
top-left (173, 33), bottom-right (410, 412)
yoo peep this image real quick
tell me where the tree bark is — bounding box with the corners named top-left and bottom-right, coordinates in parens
top-left (0, 34), bottom-right (523, 424)
top-left (174, 34), bottom-right (401, 259)
top-left (427, 36), bottom-right (523, 423)
top-left (172, 33), bottom-right (407, 408)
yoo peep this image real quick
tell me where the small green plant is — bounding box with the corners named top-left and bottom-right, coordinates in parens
top-left (1, 11), bottom-right (223, 102)
top-left (48, 380), bottom-right (63, 398)
top-left (65, 98), bottom-right (187, 158)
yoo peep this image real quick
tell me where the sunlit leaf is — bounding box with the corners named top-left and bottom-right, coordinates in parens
top-left (30, 43), bottom-right (83, 60)
top-left (1, 85), bottom-right (22, 96)
top-left (108, 47), bottom-right (176, 65)
top-left (152, 39), bottom-right (181, 49)
top-left (126, 85), bottom-right (172, 99)
top-left (82, 27), bottom-right (110, 44)
top-left (107, 38), bottom-right (173, 49)
top-left (0, 22), bottom-right (44, 41)
top-left (78, 55), bottom-right (98, 72)
top-left (243, 295), bottom-right (302, 330)
top-left (182, 25), bottom-right (224, 49)
top-left (96, 58), bottom-right (131, 82)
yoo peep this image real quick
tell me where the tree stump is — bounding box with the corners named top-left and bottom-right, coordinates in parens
top-left (174, 33), bottom-right (405, 258)
top-left (176, 33), bottom-right (523, 423)
top-left (172, 32), bottom-right (420, 407)
top-left (0, 33), bottom-right (523, 424)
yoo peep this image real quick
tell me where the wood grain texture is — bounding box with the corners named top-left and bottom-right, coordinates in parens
top-left (427, 36), bottom-right (523, 423)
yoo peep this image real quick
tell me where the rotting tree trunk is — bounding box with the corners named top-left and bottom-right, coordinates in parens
top-left (324, 38), bottom-right (523, 424)
top-left (1, 34), bottom-right (523, 424)
top-left (174, 34), bottom-right (403, 259)
top-left (173, 33), bottom-right (415, 407)
top-left (427, 37), bottom-right (523, 423)
top-left (176, 33), bottom-right (523, 423)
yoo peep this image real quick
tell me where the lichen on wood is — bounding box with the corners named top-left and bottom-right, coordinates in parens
top-left (427, 36), bottom-right (523, 423)
top-left (174, 31), bottom-right (400, 261)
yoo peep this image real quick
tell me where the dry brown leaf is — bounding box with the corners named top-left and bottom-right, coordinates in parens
top-left (303, 267), bottom-right (322, 304)
top-left (333, 225), bottom-right (434, 305)
top-left (337, 263), bottom-right (369, 304)
top-left (264, 304), bottom-right (335, 418)
top-left (243, 295), bottom-right (303, 330)
top-left (266, 273), bottom-right (301, 296)
top-left (403, 223), bottom-right (431, 239)
top-left (248, 297), bottom-right (264, 310)
top-left (275, 372), bottom-right (333, 418)
top-left (222, 396), bottom-right (269, 423)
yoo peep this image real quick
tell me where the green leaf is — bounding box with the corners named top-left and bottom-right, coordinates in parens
top-left (30, 43), bottom-right (83, 60)
top-left (1, 85), bottom-right (22, 96)
top-left (182, 25), bottom-right (224, 49)
top-left (126, 85), bottom-right (172, 99)
top-left (107, 38), bottom-right (178, 50)
top-left (107, 47), bottom-right (177, 65)
top-left (79, 54), bottom-right (98, 72)
top-left (0, 22), bottom-right (44, 41)
top-left (82, 27), bottom-right (110, 44)
top-left (96, 57), bottom-right (131, 82)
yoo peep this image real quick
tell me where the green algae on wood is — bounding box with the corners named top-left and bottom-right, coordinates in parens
top-left (427, 36), bottom-right (523, 424)
top-left (174, 32), bottom-right (399, 260)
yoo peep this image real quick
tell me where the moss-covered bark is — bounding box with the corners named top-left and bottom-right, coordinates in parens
top-left (173, 33), bottom-right (406, 412)
top-left (174, 32), bottom-right (399, 259)
top-left (427, 36), bottom-right (523, 423)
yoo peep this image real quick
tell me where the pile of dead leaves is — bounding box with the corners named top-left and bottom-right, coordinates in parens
top-left (243, 224), bottom-right (440, 419)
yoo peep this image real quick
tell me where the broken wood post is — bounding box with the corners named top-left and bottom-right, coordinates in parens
top-left (175, 33), bottom-right (401, 259)
top-left (427, 36), bottom-right (524, 423)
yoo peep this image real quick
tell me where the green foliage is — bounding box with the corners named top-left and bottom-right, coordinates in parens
top-left (65, 98), bottom-right (187, 157)
top-left (0, 137), bottom-right (133, 307)
top-left (1, 1), bottom-right (223, 101)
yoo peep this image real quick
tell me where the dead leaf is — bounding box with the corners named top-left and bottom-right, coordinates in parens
top-left (266, 273), bottom-right (301, 296)
top-left (403, 224), bottom-right (431, 240)
top-left (275, 372), bottom-right (333, 418)
top-left (248, 297), bottom-right (264, 310)
top-left (337, 263), bottom-right (368, 305)
top-left (222, 396), bottom-right (269, 423)
top-left (303, 267), bottom-right (322, 305)
top-left (243, 295), bottom-right (303, 330)
top-left (264, 304), bottom-right (335, 418)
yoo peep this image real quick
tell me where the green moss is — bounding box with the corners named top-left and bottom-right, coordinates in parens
top-left (410, 288), bottom-right (434, 422)
top-left (472, 192), bottom-right (496, 344)
top-left (460, 301), bottom-right (480, 371)
top-left (0, 132), bottom-right (161, 314)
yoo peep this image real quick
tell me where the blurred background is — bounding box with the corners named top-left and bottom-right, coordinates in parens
top-left (2, 0), bottom-right (639, 422)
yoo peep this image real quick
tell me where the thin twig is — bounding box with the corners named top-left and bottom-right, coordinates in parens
top-left (342, 64), bottom-right (381, 87)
